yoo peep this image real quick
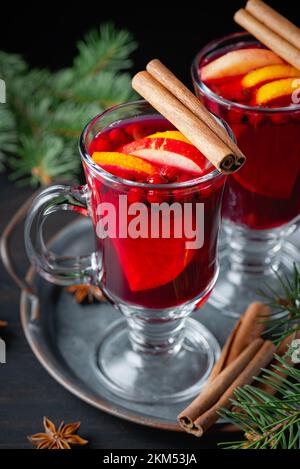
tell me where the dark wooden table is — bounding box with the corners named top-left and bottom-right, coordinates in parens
top-left (0, 172), bottom-right (240, 450)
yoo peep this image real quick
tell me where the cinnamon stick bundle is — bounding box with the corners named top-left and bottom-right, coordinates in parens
top-left (132, 63), bottom-right (246, 174)
top-left (178, 302), bottom-right (271, 436)
top-left (234, 1), bottom-right (300, 69)
top-left (208, 301), bottom-right (270, 382)
top-left (179, 340), bottom-right (276, 436)
top-left (246, 0), bottom-right (300, 50)
top-left (146, 59), bottom-right (240, 158)
top-left (179, 338), bottom-right (263, 428)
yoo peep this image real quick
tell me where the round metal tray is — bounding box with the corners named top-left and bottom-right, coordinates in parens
top-left (19, 218), bottom-right (238, 431)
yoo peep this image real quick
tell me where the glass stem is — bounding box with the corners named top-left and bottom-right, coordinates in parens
top-left (224, 222), bottom-right (295, 277)
top-left (119, 305), bottom-right (193, 355)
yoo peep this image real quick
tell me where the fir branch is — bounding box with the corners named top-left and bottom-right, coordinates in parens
top-left (74, 23), bottom-right (137, 77)
top-left (10, 136), bottom-right (80, 186)
top-left (219, 353), bottom-right (300, 449)
top-left (0, 51), bottom-right (27, 78)
top-left (258, 264), bottom-right (300, 345)
top-left (0, 23), bottom-right (137, 186)
top-left (52, 72), bottom-right (136, 107)
top-left (46, 102), bottom-right (101, 139)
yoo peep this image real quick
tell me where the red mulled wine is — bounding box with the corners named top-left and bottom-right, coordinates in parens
top-left (84, 116), bottom-right (225, 309)
top-left (195, 41), bottom-right (300, 230)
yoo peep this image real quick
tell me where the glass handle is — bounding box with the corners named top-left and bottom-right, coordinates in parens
top-left (24, 184), bottom-right (97, 286)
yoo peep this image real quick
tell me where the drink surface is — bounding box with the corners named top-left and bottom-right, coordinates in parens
top-left (84, 117), bottom-right (224, 309)
top-left (198, 44), bottom-right (300, 230)
top-left (89, 116), bottom-right (214, 183)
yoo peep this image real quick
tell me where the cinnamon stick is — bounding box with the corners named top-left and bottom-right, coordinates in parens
top-left (178, 338), bottom-right (263, 428)
top-left (208, 301), bottom-right (270, 382)
top-left (234, 9), bottom-right (300, 70)
top-left (246, 0), bottom-right (300, 50)
top-left (225, 301), bottom-right (270, 363)
top-left (207, 318), bottom-right (241, 383)
top-left (146, 59), bottom-right (244, 160)
top-left (179, 340), bottom-right (276, 436)
top-left (132, 71), bottom-right (245, 174)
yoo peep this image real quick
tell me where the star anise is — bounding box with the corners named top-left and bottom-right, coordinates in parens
top-left (66, 284), bottom-right (104, 304)
top-left (0, 320), bottom-right (7, 328)
top-left (28, 416), bottom-right (88, 449)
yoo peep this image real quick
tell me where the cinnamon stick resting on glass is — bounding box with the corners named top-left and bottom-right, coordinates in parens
top-left (132, 62), bottom-right (246, 174)
top-left (246, 0), bottom-right (300, 50)
top-left (234, 1), bottom-right (300, 70)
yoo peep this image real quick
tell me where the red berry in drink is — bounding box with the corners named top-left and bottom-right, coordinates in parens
top-left (248, 113), bottom-right (266, 127)
top-left (93, 138), bottom-right (113, 152)
top-left (126, 123), bottom-right (149, 140)
top-left (270, 113), bottom-right (290, 125)
top-left (146, 174), bottom-right (165, 185)
top-left (160, 166), bottom-right (178, 182)
top-left (226, 108), bottom-right (247, 125)
top-left (109, 128), bottom-right (129, 147)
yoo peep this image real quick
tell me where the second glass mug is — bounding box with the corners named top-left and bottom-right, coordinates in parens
top-left (24, 100), bottom-right (231, 404)
top-left (192, 32), bottom-right (300, 318)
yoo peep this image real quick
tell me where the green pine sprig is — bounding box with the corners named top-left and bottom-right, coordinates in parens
top-left (219, 353), bottom-right (300, 449)
top-left (258, 263), bottom-right (300, 345)
top-left (0, 23), bottom-right (137, 186)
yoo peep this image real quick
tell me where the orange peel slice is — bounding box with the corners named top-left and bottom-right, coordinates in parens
top-left (92, 151), bottom-right (156, 175)
top-left (242, 64), bottom-right (300, 89)
top-left (146, 130), bottom-right (192, 144)
top-left (255, 77), bottom-right (300, 105)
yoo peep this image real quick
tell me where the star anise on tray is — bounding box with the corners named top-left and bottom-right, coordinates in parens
top-left (0, 320), bottom-right (7, 328)
top-left (28, 416), bottom-right (88, 449)
top-left (66, 284), bottom-right (104, 304)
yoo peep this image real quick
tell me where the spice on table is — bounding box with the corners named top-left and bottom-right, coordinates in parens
top-left (66, 284), bottom-right (104, 304)
top-left (28, 416), bottom-right (88, 449)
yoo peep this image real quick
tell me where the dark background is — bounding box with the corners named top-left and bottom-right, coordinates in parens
top-left (0, 0), bottom-right (300, 451)
top-left (0, 1), bottom-right (298, 83)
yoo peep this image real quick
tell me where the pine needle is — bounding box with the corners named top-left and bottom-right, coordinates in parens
top-left (219, 352), bottom-right (300, 449)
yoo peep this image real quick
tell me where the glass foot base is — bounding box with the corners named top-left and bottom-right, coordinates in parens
top-left (209, 240), bottom-right (300, 318)
top-left (94, 318), bottom-right (220, 404)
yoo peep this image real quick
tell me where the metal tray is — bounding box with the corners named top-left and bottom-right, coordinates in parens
top-left (3, 196), bottom-right (299, 432)
top-left (1, 191), bottom-right (237, 432)
top-left (20, 218), bottom-right (238, 431)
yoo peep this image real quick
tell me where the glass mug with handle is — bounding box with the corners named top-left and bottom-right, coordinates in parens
top-left (192, 32), bottom-right (300, 318)
top-left (25, 100), bottom-right (232, 403)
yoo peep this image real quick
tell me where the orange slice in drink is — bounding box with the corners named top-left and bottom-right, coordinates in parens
top-left (242, 65), bottom-right (300, 89)
top-left (113, 236), bottom-right (195, 291)
top-left (146, 130), bottom-right (192, 144)
top-left (255, 78), bottom-right (300, 106)
top-left (121, 131), bottom-right (209, 175)
top-left (92, 151), bottom-right (156, 176)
